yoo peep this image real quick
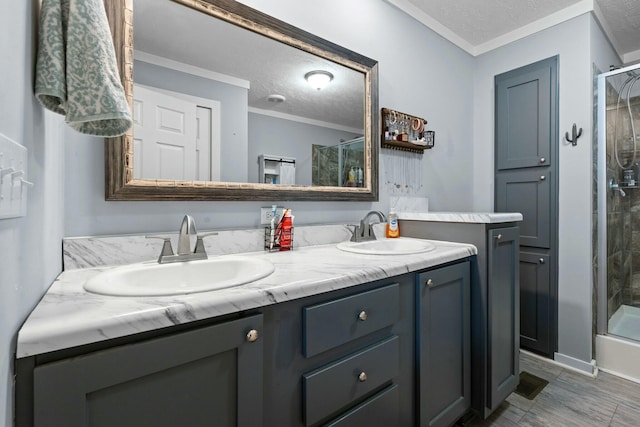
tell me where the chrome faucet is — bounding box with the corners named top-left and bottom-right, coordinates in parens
top-left (177, 215), bottom-right (198, 255)
top-left (609, 178), bottom-right (627, 197)
top-left (350, 210), bottom-right (387, 242)
top-left (147, 215), bottom-right (218, 264)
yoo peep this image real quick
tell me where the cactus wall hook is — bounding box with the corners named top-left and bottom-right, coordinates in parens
top-left (565, 123), bottom-right (582, 146)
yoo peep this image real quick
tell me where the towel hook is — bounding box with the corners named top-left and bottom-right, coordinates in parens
top-left (565, 123), bottom-right (583, 146)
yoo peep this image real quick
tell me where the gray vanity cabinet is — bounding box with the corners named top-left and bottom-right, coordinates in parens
top-left (486, 227), bottom-right (520, 411)
top-left (417, 261), bottom-right (471, 427)
top-left (18, 259), bottom-right (479, 427)
top-left (30, 314), bottom-right (264, 427)
top-left (401, 220), bottom-right (520, 419)
top-left (262, 278), bottom-right (415, 427)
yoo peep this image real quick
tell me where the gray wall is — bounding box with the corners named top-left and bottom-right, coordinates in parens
top-left (248, 112), bottom-right (360, 186)
top-left (63, 0), bottom-right (476, 237)
top-left (0, 1), bottom-right (65, 423)
top-left (472, 13), bottom-right (620, 370)
top-left (135, 60), bottom-right (249, 182)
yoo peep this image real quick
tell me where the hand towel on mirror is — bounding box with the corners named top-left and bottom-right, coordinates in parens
top-left (35, 0), bottom-right (132, 137)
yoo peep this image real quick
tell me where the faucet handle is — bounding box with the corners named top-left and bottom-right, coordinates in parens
top-left (146, 236), bottom-right (174, 262)
top-left (346, 224), bottom-right (360, 242)
top-left (194, 232), bottom-right (219, 255)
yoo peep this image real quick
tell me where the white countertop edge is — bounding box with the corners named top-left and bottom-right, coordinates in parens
top-left (397, 211), bottom-right (523, 224)
top-left (17, 239), bottom-right (476, 358)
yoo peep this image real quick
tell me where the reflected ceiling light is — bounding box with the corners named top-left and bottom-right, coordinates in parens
top-left (267, 94), bottom-right (286, 103)
top-left (305, 70), bottom-right (334, 90)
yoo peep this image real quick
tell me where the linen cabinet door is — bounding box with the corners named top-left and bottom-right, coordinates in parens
top-left (495, 168), bottom-right (551, 248)
top-left (33, 314), bottom-right (263, 427)
top-left (520, 251), bottom-right (552, 354)
top-left (417, 261), bottom-right (471, 427)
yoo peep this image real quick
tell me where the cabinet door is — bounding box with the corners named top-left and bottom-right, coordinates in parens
top-left (495, 168), bottom-right (551, 248)
top-left (417, 261), bottom-right (470, 427)
top-left (33, 315), bottom-right (263, 427)
top-left (495, 56), bottom-right (557, 170)
top-left (487, 227), bottom-right (520, 410)
top-left (520, 251), bottom-right (552, 355)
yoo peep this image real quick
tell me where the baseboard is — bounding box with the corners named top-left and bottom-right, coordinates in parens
top-left (552, 351), bottom-right (597, 376)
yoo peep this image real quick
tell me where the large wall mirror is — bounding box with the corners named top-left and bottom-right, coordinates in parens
top-left (104, 0), bottom-right (379, 201)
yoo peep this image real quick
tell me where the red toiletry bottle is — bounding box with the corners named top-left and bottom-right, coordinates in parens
top-left (279, 212), bottom-right (293, 251)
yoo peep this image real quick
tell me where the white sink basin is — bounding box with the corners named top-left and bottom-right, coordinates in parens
top-left (336, 238), bottom-right (436, 255)
top-left (83, 256), bottom-right (275, 297)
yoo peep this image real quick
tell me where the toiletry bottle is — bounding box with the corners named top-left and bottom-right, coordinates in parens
top-left (279, 210), bottom-right (293, 251)
top-left (348, 167), bottom-right (356, 184)
top-left (356, 167), bottom-right (363, 186)
top-left (386, 209), bottom-right (400, 238)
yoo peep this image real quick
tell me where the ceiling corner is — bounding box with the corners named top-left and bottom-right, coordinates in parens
top-left (384, 0), bottom-right (476, 56)
top-left (592, 0), bottom-right (625, 62)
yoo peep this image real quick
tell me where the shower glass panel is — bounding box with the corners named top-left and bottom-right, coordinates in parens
top-left (312, 137), bottom-right (365, 187)
top-left (597, 63), bottom-right (640, 343)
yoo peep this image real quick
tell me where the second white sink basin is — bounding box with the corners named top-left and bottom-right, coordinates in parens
top-left (84, 256), bottom-right (275, 297)
top-left (336, 237), bottom-right (436, 255)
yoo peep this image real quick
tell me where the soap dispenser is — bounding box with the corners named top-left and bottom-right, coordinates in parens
top-left (386, 209), bottom-right (400, 238)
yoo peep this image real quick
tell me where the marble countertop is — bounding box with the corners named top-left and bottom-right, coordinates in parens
top-left (397, 211), bottom-right (523, 223)
top-left (17, 238), bottom-right (476, 358)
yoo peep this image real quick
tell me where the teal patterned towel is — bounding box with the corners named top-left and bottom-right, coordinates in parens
top-left (35, 0), bottom-right (132, 137)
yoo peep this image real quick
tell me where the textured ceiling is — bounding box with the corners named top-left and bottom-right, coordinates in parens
top-left (406, 0), bottom-right (583, 45)
top-left (393, 0), bottom-right (640, 61)
top-left (597, 0), bottom-right (640, 55)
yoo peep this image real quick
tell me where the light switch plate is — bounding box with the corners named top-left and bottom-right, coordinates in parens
top-left (0, 133), bottom-right (29, 219)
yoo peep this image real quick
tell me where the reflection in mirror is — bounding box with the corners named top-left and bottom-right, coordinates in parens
top-left (105, 0), bottom-right (378, 201)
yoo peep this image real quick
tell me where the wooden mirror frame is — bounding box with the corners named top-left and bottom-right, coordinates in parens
top-left (104, 0), bottom-right (378, 201)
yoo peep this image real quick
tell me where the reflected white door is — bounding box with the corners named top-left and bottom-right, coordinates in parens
top-left (133, 85), bottom-right (198, 180)
top-left (196, 106), bottom-right (211, 181)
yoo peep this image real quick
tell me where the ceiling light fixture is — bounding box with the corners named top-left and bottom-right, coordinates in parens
top-left (304, 70), bottom-right (334, 90)
top-left (267, 94), bottom-right (286, 103)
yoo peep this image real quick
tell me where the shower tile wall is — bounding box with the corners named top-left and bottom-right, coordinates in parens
top-left (606, 90), bottom-right (640, 315)
top-left (312, 144), bottom-right (364, 187)
top-left (312, 144), bottom-right (339, 186)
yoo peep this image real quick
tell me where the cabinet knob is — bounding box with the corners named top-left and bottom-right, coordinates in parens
top-left (426, 279), bottom-right (434, 287)
top-left (246, 329), bottom-right (259, 343)
top-left (540, 157), bottom-right (546, 163)
top-left (358, 372), bottom-right (367, 382)
top-left (496, 234), bottom-right (503, 240)
top-left (358, 310), bottom-right (368, 321)
top-left (539, 258), bottom-right (545, 264)
top-left (540, 175), bottom-right (546, 181)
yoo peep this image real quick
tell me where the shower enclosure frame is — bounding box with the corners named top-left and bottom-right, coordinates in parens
top-left (596, 63), bottom-right (640, 336)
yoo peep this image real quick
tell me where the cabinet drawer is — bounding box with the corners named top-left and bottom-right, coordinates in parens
top-left (325, 384), bottom-right (399, 427)
top-left (302, 283), bottom-right (400, 357)
top-left (303, 335), bottom-right (399, 427)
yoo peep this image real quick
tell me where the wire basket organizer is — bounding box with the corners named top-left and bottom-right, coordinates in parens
top-left (264, 226), bottom-right (294, 252)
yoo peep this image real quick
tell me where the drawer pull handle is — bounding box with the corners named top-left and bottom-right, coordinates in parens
top-left (246, 329), bottom-right (259, 343)
top-left (496, 234), bottom-right (503, 240)
top-left (540, 175), bottom-right (546, 181)
top-left (539, 258), bottom-right (545, 264)
top-left (540, 157), bottom-right (545, 163)
top-left (427, 279), bottom-right (434, 287)
top-left (358, 310), bottom-right (368, 321)
top-left (358, 372), bottom-right (367, 382)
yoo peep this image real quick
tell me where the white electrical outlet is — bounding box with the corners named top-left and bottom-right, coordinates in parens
top-left (260, 206), bottom-right (284, 225)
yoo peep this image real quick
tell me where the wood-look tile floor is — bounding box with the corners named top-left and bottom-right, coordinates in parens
top-left (469, 352), bottom-right (640, 426)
